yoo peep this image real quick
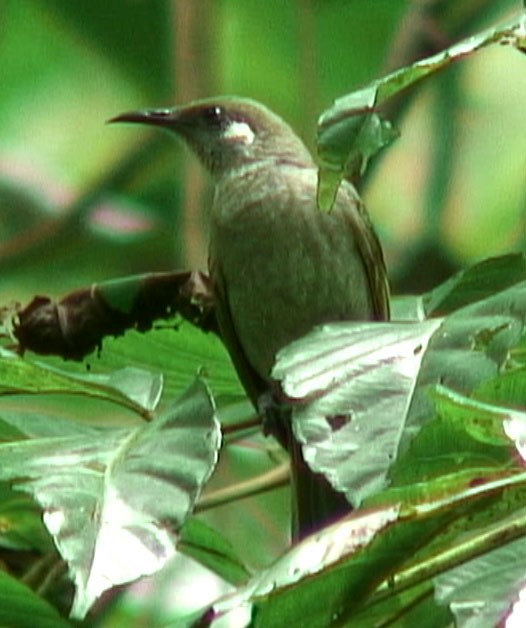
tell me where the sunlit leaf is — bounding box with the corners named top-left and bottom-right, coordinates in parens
top-left (206, 474), bottom-right (526, 627)
top-left (209, 503), bottom-right (401, 627)
top-left (434, 531), bottom-right (526, 627)
top-left (431, 385), bottom-right (521, 448)
top-left (0, 377), bottom-right (220, 619)
top-left (274, 277), bottom-right (526, 507)
top-left (274, 320), bottom-right (442, 506)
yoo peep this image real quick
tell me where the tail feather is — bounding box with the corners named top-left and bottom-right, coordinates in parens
top-left (290, 438), bottom-right (351, 541)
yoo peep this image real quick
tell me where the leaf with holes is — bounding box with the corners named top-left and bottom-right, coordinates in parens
top-left (273, 278), bottom-right (526, 507)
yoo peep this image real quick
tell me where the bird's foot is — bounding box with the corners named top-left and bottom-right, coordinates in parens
top-left (257, 389), bottom-right (292, 449)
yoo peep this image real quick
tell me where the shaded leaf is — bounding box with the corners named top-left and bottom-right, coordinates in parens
top-left (423, 254), bottom-right (526, 317)
top-left (0, 416), bottom-right (26, 442)
top-left (179, 518), bottom-right (250, 586)
top-left (43, 0), bottom-right (172, 96)
top-left (391, 254), bottom-right (526, 322)
top-left (0, 482), bottom-right (52, 552)
top-left (316, 113), bottom-right (398, 210)
top-left (316, 11), bottom-right (526, 205)
top-left (0, 570), bottom-right (72, 628)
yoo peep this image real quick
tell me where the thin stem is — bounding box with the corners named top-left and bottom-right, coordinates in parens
top-left (372, 508), bottom-right (526, 606)
top-left (21, 551), bottom-right (59, 588)
top-left (196, 462), bottom-right (289, 511)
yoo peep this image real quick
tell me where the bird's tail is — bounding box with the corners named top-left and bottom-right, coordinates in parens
top-left (289, 437), bottom-right (351, 541)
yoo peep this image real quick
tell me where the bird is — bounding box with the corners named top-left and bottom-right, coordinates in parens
top-left (110, 97), bottom-right (390, 540)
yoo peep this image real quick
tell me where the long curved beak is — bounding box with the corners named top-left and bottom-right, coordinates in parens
top-left (108, 108), bottom-right (179, 127)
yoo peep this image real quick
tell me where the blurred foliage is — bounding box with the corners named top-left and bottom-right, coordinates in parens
top-left (0, 0), bottom-right (525, 625)
top-left (1, 0), bottom-right (524, 301)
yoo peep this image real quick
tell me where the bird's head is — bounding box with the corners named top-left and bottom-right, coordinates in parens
top-left (109, 97), bottom-right (313, 178)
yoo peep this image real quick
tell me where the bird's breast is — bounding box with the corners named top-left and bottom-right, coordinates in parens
top-left (209, 165), bottom-right (376, 380)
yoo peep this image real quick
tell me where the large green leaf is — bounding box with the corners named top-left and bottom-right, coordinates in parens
top-left (316, 9), bottom-right (526, 208)
top-left (273, 259), bottom-right (526, 507)
top-left (423, 253), bottom-right (526, 316)
top-left (31, 322), bottom-right (244, 408)
top-left (0, 571), bottom-right (72, 628)
top-left (204, 472), bottom-right (526, 627)
top-left (0, 351), bottom-right (161, 416)
top-left (0, 377), bottom-right (220, 619)
top-left (273, 319), bottom-right (442, 506)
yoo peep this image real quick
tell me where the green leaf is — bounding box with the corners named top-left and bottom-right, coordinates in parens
top-left (36, 323), bottom-right (245, 408)
top-left (475, 364), bottom-right (526, 405)
top-left (0, 482), bottom-right (52, 552)
top-left (0, 377), bottom-right (220, 619)
top-left (212, 502), bottom-right (402, 627)
top-left (0, 570), bottom-right (72, 628)
top-left (390, 418), bottom-right (509, 488)
top-left (423, 254), bottom-right (526, 316)
top-left (0, 351), bottom-right (161, 416)
top-left (316, 11), bottom-right (526, 206)
top-left (0, 416), bottom-right (26, 441)
top-left (273, 319), bottom-right (442, 506)
top-left (274, 271), bottom-right (526, 507)
top-left (209, 474), bottom-right (526, 627)
top-left (430, 385), bottom-right (514, 448)
top-left (316, 113), bottom-right (398, 211)
top-left (179, 518), bottom-right (250, 586)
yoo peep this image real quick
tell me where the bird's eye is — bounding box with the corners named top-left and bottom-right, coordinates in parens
top-left (203, 106), bottom-right (224, 126)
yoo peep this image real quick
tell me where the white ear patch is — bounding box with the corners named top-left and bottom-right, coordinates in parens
top-left (223, 120), bottom-right (256, 145)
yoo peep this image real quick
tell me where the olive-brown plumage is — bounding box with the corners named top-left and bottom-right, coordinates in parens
top-left (111, 97), bottom-right (390, 538)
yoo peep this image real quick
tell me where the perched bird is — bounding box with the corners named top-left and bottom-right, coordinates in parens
top-left (111, 97), bottom-right (390, 539)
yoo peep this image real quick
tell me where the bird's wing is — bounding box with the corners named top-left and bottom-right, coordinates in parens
top-left (209, 254), bottom-right (269, 406)
top-left (344, 186), bottom-right (391, 321)
top-left (213, 254), bottom-right (351, 538)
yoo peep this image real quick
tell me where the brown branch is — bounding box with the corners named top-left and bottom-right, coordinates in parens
top-left (9, 270), bottom-right (217, 360)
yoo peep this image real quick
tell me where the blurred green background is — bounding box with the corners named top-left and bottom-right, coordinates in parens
top-left (1, 0), bottom-right (524, 306)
